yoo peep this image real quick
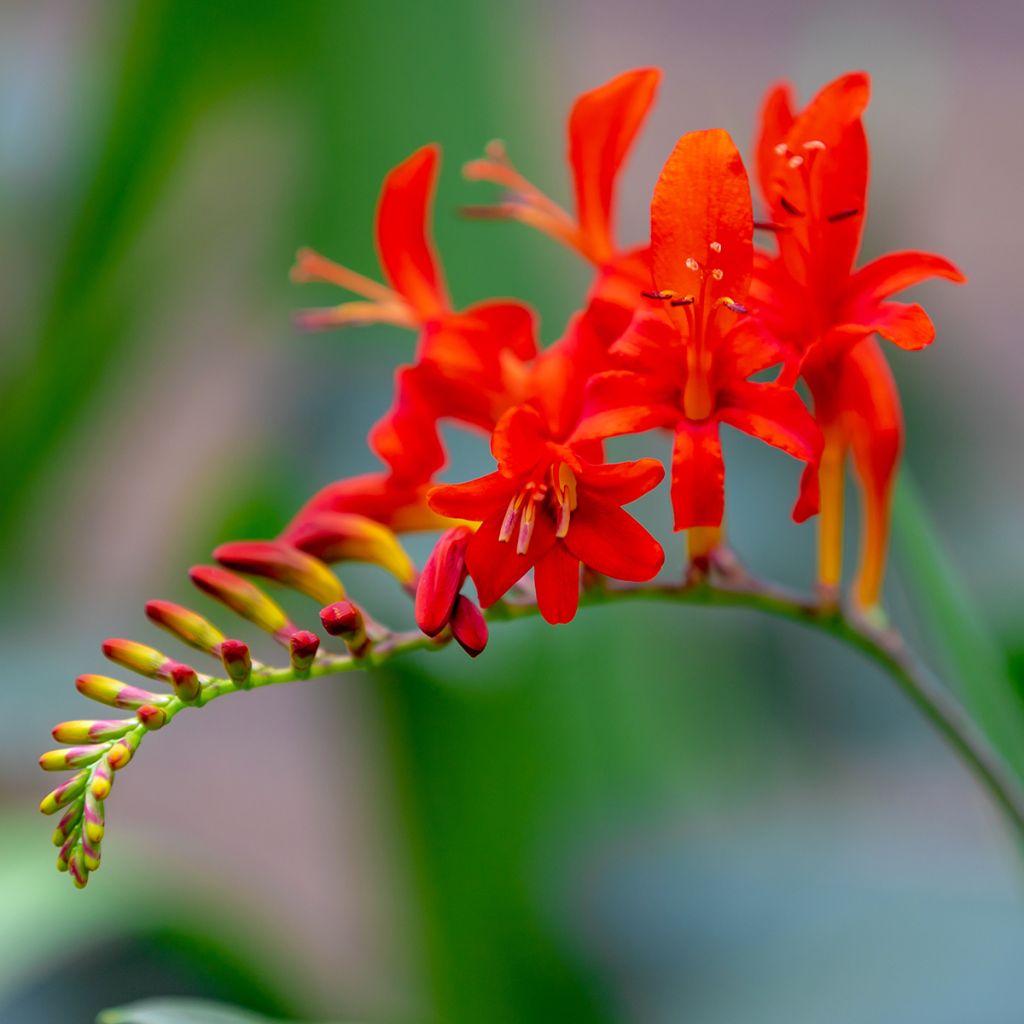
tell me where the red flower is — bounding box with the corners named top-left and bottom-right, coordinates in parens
top-left (464, 68), bottom-right (661, 314)
top-left (576, 129), bottom-right (821, 562)
top-left (428, 404), bottom-right (664, 625)
top-left (292, 144), bottom-right (537, 482)
top-left (752, 72), bottom-right (965, 607)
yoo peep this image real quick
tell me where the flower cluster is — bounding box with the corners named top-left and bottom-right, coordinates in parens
top-left (40, 68), bottom-right (963, 886)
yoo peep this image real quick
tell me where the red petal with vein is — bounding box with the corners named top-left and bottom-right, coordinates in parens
top-left (565, 502), bottom-right (664, 581)
top-left (670, 419), bottom-right (725, 530)
top-left (844, 250), bottom-right (966, 308)
top-left (844, 302), bottom-right (937, 351)
top-left (533, 542), bottom-right (582, 625)
top-left (651, 129), bottom-right (753, 300)
top-left (574, 370), bottom-right (678, 443)
top-left (755, 83), bottom-right (795, 203)
top-left (569, 67), bottom-right (661, 264)
top-left (491, 405), bottom-right (548, 476)
top-left (416, 526), bottom-right (472, 636)
top-left (466, 510), bottom-right (555, 608)
top-left (428, 472), bottom-right (511, 522)
top-left (376, 145), bottom-right (449, 321)
top-left (580, 458), bottom-right (665, 506)
top-left (718, 381), bottom-right (821, 463)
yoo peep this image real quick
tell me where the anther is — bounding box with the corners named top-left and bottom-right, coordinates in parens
top-left (773, 142), bottom-right (789, 157)
top-left (685, 257), bottom-right (700, 272)
top-left (802, 139), bottom-right (826, 151)
top-left (670, 296), bottom-right (695, 307)
top-left (724, 301), bottom-right (748, 314)
top-left (711, 268), bottom-right (724, 281)
top-left (779, 196), bottom-right (804, 217)
top-left (827, 208), bottom-right (860, 223)
top-left (641, 289), bottom-right (676, 301)
top-left (754, 221), bottom-right (787, 233)
top-left (788, 155), bottom-right (804, 169)
top-left (710, 241), bottom-right (722, 253)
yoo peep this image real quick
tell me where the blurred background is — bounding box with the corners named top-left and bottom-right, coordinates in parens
top-left (2, 1), bottom-right (1024, 1022)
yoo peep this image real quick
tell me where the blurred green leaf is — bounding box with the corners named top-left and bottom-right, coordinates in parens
top-left (97, 999), bottom-right (349, 1024)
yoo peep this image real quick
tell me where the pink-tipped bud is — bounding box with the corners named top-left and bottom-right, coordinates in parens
top-left (90, 760), bottom-right (113, 800)
top-left (108, 732), bottom-right (140, 771)
top-left (145, 600), bottom-right (226, 654)
top-left (289, 512), bottom-right (416, 584)
top-left (39, 771), bottom-right (89, 815)
top-left (320, 600), bottom-right (371, 658)
top-left (189, 565), bottom-right (292, 638)
top-left (52, 801), bottom-right (82, 846)
top-left (415, 526), bottom-right (472, 636)
top-left (39, 745), bottom-right (109, 772)
top-left (214, 540), bottom-right (346, 606)
top-left (289, 630), bottom-right (320, 673)
top-left (168, 662), bottom-right (201, 703)
top-left (137, 704), bottom-right (167, 730)
top-left (102, 638), bottom-right (166, 676)
top-left (52, 719), bottom-right (134, 744)
top-left (84, 787), bottom-right (105, 845)
top-left (76, 675), bottom-right (168, 711)
top-left (82, 831), bottom-right (102, 872)
top-left (451, 596), bottom-right (488, 658)
top-left (219, 638), bottom-right (252, 687)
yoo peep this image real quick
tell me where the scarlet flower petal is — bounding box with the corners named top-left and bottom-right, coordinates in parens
top-left (533, 542), bottom-right (582, 625)
top-left (565, 502), bottom-right (664, 582)
top-left (491, 405), bottom-right (549, 476)
top-left (466, 510), bottom-right (555, 608)
top-left (755, 83), bottom-right (795, 204)
top-left (670, 419), bottom-right (725, 531)
top-left (569, 67), bottom-right (661, 264)
top-left (428, 473), bottom-right (511, 522)
top-left (609, 309), bottom-right (682, 370)
top-left (463, 300), bottom-right (539, 362)
top-left (579, 458), bottom-right (665, 506)
top-left (718, 381), bottom-right (821, 463)
top-left (377, 144), bottom-right (450, 321)
top-left (369, 364), bottom-right (448, 480)
top-left (840, 302), bottom-right (937, 351)
top-left (416, 526), bottom-right (472, 636)
top-left (574, 370), bottom-right (678, 443)
top-left (843, 250), bottom-right (966, 309)
top-left (651, 129), bottom-right (753, 300)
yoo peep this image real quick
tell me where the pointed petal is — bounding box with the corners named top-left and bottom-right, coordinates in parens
top-left (533, 542), bottom-right (582, 624)
top-left (609, 308), bottom-right (683, 371)
top-left (369, 364), bottom-right (448, 480)
top-left (844, 250), bottom-right (966, 308)
top-left (428, 473), bottom-right (512, 522)
top-left (376, 145), bottom-right (450, 320)
top-left (574, 370), bottom-right (678, 442)
top-left (840, 302), bottom-right (937, 351)
top-left (718, 381), bottom-right (821, 462)
top-left (569, 67), bottom-right (661, 264)
top-left (466, 509), bottom-right (554, 608)
top-left (491, 405), bottom-right (549, 476)
top-left (755, 83), bottom-right (795, 204)
top-left (670, 420), bottom-right (725, 531)
top-left (580, 457), bottom-right (665, 506)
top-left (462, 300), bottom-right (539, 361)
top-left (651, 129), bottom-right (754, 301)
top-left (565, 502), bottom-right (664, 581)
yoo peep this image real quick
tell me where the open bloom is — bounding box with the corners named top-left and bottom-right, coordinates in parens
top-left (428, 404), bottom-right (664, 624)
top-left (464, 67), bottom-right (661, 315)
top-left (292, 144), bottom-right (537, 482)
top-left (752, 71), bottom-right (965, 608)
top-left (576, 129), bottom-right (820, 563)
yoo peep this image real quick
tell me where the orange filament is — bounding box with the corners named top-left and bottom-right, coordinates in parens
top-left (817, 435), bottom-right (846, 593)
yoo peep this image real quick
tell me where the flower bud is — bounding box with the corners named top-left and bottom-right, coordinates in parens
top-left (219, 639), bottom-right (252, 687)
top-left (289, 630), bottom-right (320, 673)
top-left (137, 704), bottom-right (167, 730)
top-left (39, 745), bottom-right (109, 772)
top-left (108, 731), bottom-right (140, 771)
top-left (90, 759), bottom-right (113, 799)
top-left (451, 596), bottom-right (488, 658)
top-left (82, 831), bottom-right (102, 872)
top-left (416, 526), bottom-right (472, 636)
top-left (69, 847), bottom-right (89, 889)
top-left (145, 599), bottom-right (226, 655)
top-left (102, 638), bottom-right (166, 677)
top-left (52, 719), bottom-right (134, 744)
top-left (189, 565), bottom-right (292, 638)
top-left (168, 662), bottom-right (201, 703)
top-left (40, 771), bottom-right (89, 815)
top-left (289, 512), bottom-right (416, 584)
top-left (52, 800), bottom-right (83, 846)
top-left (320, 600), bottom-right (371, 658)
top-left (214, 540), bottom-right (346, 606)
top-left (84, 787), bottom-right (105, 844)
top-left (76, 674), bottom-right (168, 710)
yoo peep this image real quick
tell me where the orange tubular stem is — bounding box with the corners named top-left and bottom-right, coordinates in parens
top-left (817, 434), bottom-right (847, 596)
top-left (853, 476), bottom-right (894, 613)
top-left (688, 525), bottom-right (723, 568)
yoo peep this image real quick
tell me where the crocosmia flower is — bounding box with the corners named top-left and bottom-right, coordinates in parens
top-left (752, 71), bottom-right (965, 608)
top-left (577, 129), bottom-right (820, 565)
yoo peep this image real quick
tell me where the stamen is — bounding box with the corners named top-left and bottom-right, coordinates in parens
top-left (788, 155), bottom-right (804, 169)
top-left (670, 295), bottom-right (695, 307)
top-left (641, 289), bottom-right (676, 301)
top-left (754, 221), bottom-right (787, 233)
top-left (779, 196), bottom-right (804, 217)
top-left (499, 493), bottom-right (523, 543)
top-left (711, 268), bottom-right (724, 281)
top-left (802, 139), bottom-right (826, 151)
top-left (724, 300), bottom-right (748, 314)
top-left (773, 142), bottom-right (789, 156)
top-left (710, 241), bottom-right (722, 253)
top-left (554, 464), bottom-right (579, 539)
top-left (517, 498), bottom-right (538, 555)
top-left (827, 208), bottom-right (861, 223)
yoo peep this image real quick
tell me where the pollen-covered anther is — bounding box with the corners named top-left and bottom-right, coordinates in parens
top-left (641, 289), bottom-right (677, 300)
top-left (773, 142), bottom-right (790, 157)
top-left (716, 297), bottom-right (748, 314)
top-left (517, 492), bottom-right (543, 555)
top-left (670, 295), bottom-right (695, 307)
top-left (554, 463), bottom-right (579, 539)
